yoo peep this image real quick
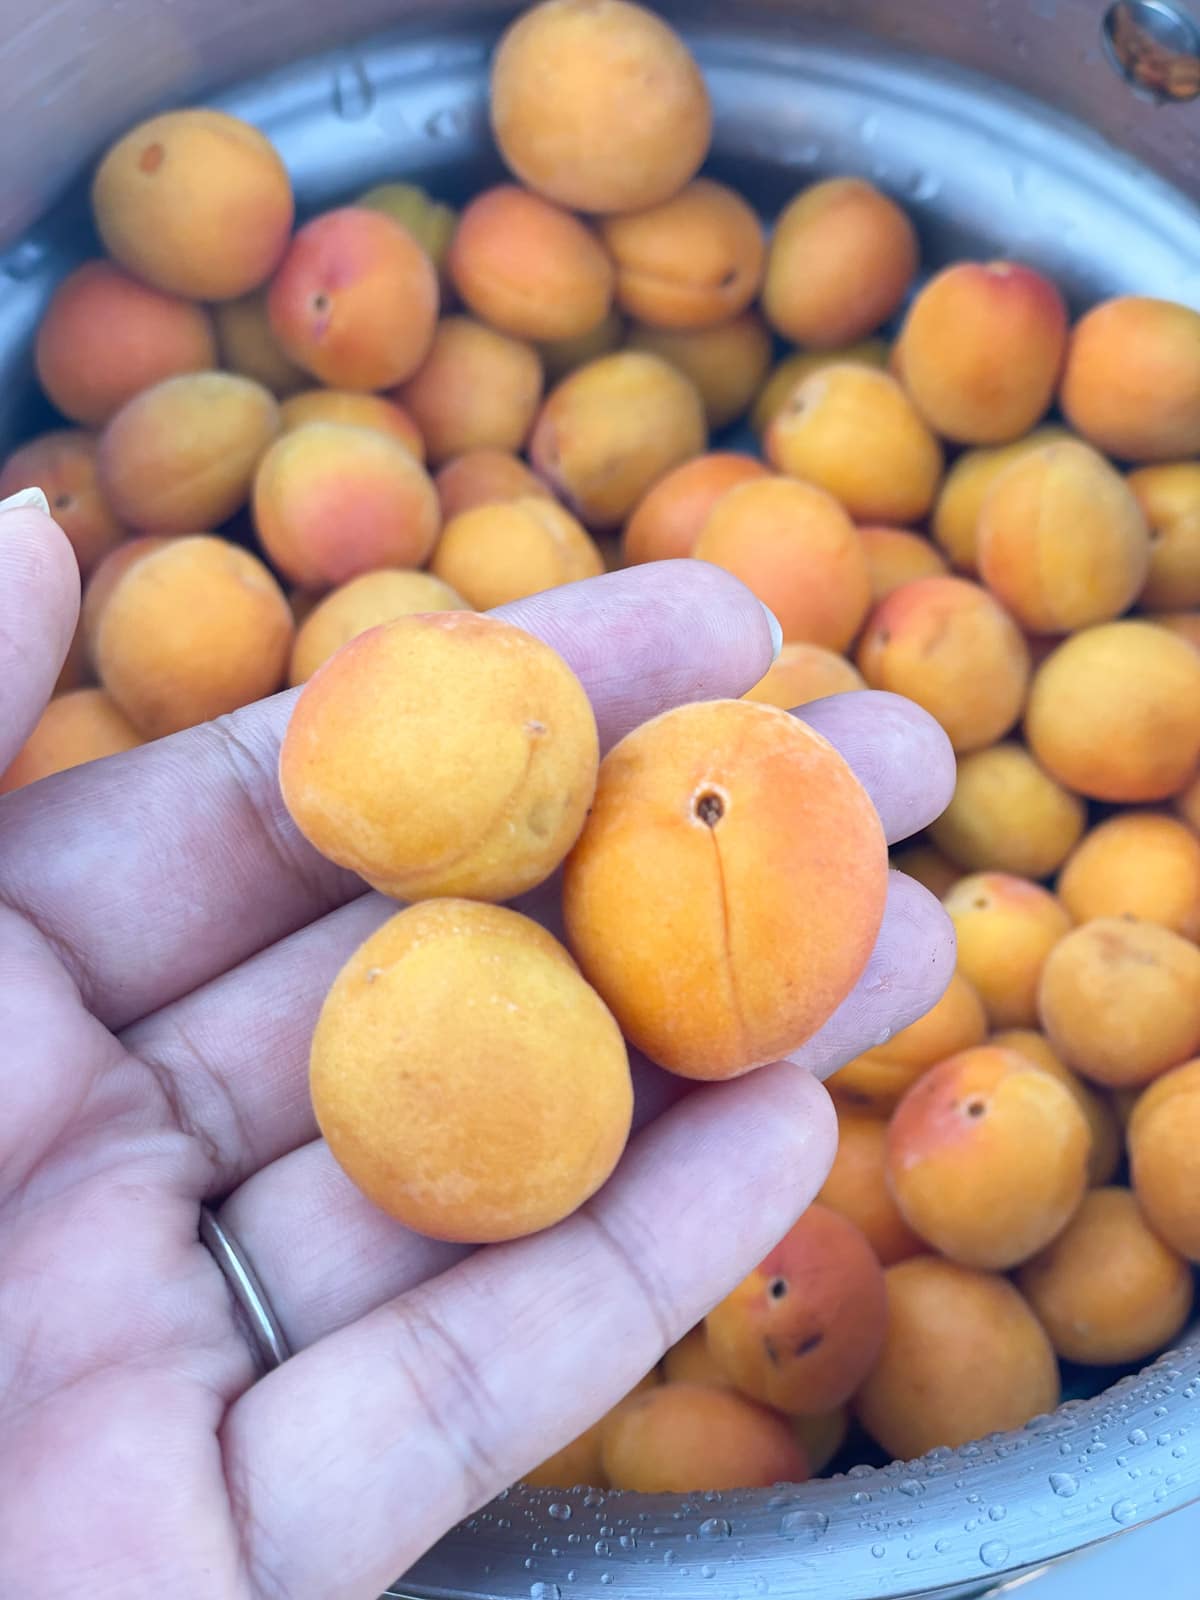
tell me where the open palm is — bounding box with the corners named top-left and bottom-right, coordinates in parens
top-left (0, 505), bottom-right (955, 1600)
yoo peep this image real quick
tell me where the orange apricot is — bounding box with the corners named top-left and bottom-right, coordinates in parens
top-left (858, 525), bottom-right (947, 603)
top-left (989, 1027), bottom-right (1122, 1187)
top-left (448, 184), bottom-right (614, 342)
top-left (1025, 620), bottom-right (1200, 801)
top-left (766, 364), bottom-right (944, 524)
top-left (1060, 296), bottom-right (1200, 462)
top-left (80, 535), bottom-right (169, 664)
top-left (278, 389), bottom-right (425, 459)
top-left (523, 1371), bottom-right (658, 1488)
top-left (1127, 462), bottom-right (1200, 610)
top-left (706, 1205), bottom-right (887, 1415)
top-left (1058, 812), bottom-right (1200, 940)
top-left (281, 612), bottom-right (599, 903)
top-left (562, 698), bottom-right (888, 1079)
top-left (890, 840), bottom-right (960, 899)
top-left (91, 109), bottom-right (293, 299)
top-left (529, 350), bottom-right (705, 530)
top-left (627, 312), bottom-right (773, 430)
top-left (1151, 604), bottom-right (1200, 648)
top-left (96, 371), bottom-right (279, 534)
top-left (288, 570), bottom-right (469, 686)
top-left (599, 179), bottom-right (765, 329)
top-left (0, 430), bottom-right (126, 576)
top-left (92, 535), bottom-right (292, 738)
top-left (1037, 917), bottom-right (1200, 1089)
top-left (35, 260), bottom-right (217, 426)
top-left (355, 182), bottom-right (457, 291)
top-left (663, 1328), bottom-right (732, 1389)
top-left (930, 425), bottom-right (1072, 574)
top-left (817, 1109), bottom-right (927, 1266)
top-left (742, 642), bottom-right (866, 710)
top-left (431, 496), bottom-right (604, 609)
top-left (886, 1044), bottom-right (1089, 1269)
top-left (1018, 1187), bottom-right (1193, 1365)
top-left (1128, 1058), bottom-right (1200, 1260)
top-left (762, 178), bottom-right (918, 348)
top-left (977, 439), bottom-right (1149, 633)
top-left (895, 261), bottom-right (1067, 444)
top-left (750, 339), bottom-right (889, 439)
top-left (827, 969), bottom-right (988, 1116)
top-left (310, 899), bottom-right (630, 1243)
top-left (944, 872), bottom-right (1071, 1029)
top-left (212, 287), bottom-right (308, 398)
top-left (252, 423), bottom-right (440, 589)
top-left (929, 742), bottom-right (1086, 879)
top-left (268, 208), bottom-right (439, 391)
top-left (434, 449), bottom-right (552, 521)
top-left (537, 306), bottom-right (625, 383)
top-left (395, 315), bottom-right (543, 467)
top-left (490, 0), bottom-right (711, 214)
top-left (0, 689), bottom-right (142, 794)
top-left (855, 576), bottom-right (1031, 752)
top-left (693, 478), bottom-right (871, 652)
top-left (601, 1382), bottom-right (807, 1492)
top-left (622, 452), bottom-right (769, 566)
top-left (855, 1257), bottom-right (1060, 1459)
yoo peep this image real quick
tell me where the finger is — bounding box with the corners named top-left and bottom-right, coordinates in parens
top-left (0, 501), bottom-right (80, 774)
top-left (0, 562), bottom-right (776, 1031)
top-left (219, 1063), bottom-right (837, 1600)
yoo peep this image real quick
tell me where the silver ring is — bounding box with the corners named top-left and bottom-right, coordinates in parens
top-left (200, 1205), bottom-right (292, 1373)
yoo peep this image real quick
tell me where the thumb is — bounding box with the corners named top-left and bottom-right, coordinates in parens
top-left (0, 490), bottom-right (82, 774)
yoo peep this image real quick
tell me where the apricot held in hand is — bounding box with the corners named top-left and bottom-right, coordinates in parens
top-left (600, 1383), bottom-right (807, 1492)
top-left (288, 570), bottom-right (469, 686)
top-left (0, 430), bottom-right (126, 577)
top-left (1129, 1058), bottom-right (1200, 1261)
top-left (430, 497), bottom-right (604, 610)
top-left (309, 900), bottom-right (631, 1243)
top-left (705, 1204), bottom-right (888, 1414)
top-left (280, 612), bottom-right (599, 903)
top-left (0, 689), bottom-right (142, 794)
top-left (562, 698), bottom-right (888, 1079)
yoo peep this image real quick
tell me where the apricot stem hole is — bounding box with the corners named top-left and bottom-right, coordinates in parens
top-left (767, 1276), bottom-right (788, 1300)
top-left (695, 790), bottom-right (724, 826)
top-left (965, 1098), bottom-right (987, 1118)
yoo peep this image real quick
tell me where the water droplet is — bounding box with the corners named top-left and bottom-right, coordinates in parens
top-left (425, 104), bottom-right (468, 140)
top-left (1157, 1432), bottom-right (1172, 1446)
top-left (699, 1518), bottom-right (731, 1539)
top-left (583, 1490), bottom-right (605, 1508)
top-left (530, 1585), bottom-right (561, 1600)
top-left (567, 1572), bottom-right (577, 1583)
top-left (599, 1574), bottom-right (613, 1587)
top-left (851, 1490), bottom-right (872, 1506)
top-left (859, 112), bottom-right (881, 143)
top-left (1173, 1444), bottom-right (1188, 1458)
top-left (700, 1564), bottom-right (716, 1579)
top-left (980, 1540), bottom-right (1010, 1568)
top-left (548, 1503), bottom-right (571, 1522)
top-left (618, 1533), bottom-right (637, 1550)
top-left (1129, 1428), bottom-right (1149, 1446)
top-left (331, 58), bottom-right (374, 120)
top-left (871, 1544), bottom-right (886, 1558)
top-left (898, 1478), bottom-right (923, 1498)
top-left (934, 1538), bottom-right (950, 1553)
top-left (753, 1578), bottom-right (770, 1596)
top-left (2, 239), bottom-right (47, 281)
top-left (988, 1505), bottom-right (1007, 1522)
top-left (1050, 1472), bottom-right (1079, 1498)
top-left (594, 1541), bottom-right (610, 1557)
top-left (1112, 1499), bottom-right (1138, 1525)
top-left (780, 1508), bottom-right (828, 1541)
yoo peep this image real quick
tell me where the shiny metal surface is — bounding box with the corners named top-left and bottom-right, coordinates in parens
top-left (1, 3), bottom-right (1199, 1595)
top-left (1103, 0), bottom-right (1200, 100)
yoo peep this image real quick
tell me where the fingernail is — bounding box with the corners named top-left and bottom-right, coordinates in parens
top-left (760, 601), bottom-right (783, 662)
top-left (0, 486), bottom-right (50, 517)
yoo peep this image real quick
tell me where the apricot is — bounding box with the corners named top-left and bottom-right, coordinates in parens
top-left (977, 440), bottom-right (1149, 633)
top-left (895, 261), bottom-right (1067, 444)
top-left (599, 179), bottom-right (764, 329)
top-left (80, 535), bottom-right (169, 663)
top-left (693, 478), bottom-right (871, 652)
top-left (396, 315), bottom-right (543, 467)
top-left (91, 109), bottom-right (293, 300)
top-left (750, 339), bottom-right (889, 439)
top-left (886, 1044), bottom-right (1089, 1269)
top-left (1179, 771), bottom-right (1200, 833)
top-left (627, 313), bottom-right (773, 430)
top-left (706, 1205), bottom-right (886, 1416)
top-left (859, 526), bottom-right (947, 603)
top-left (622, 451), bottom-right (769, 566)
top-left (1019, 1187), bottom-right (1193, 1365)
top-left (743, 643), bottom-right (866, 710)
top-left (268, 208), bottom-right (439, 391)
top-left (93, 535), bottom-right (292, 738)
top-left (762, 178), bottom-right (918, 348)
top-left (562, 698), bottom-right (887, 1079)
top-left (766, 364), bottom-right (944, 525)
top-left (281, 612), bottom-right (598, 902)
top-left (1128, 1058), bottom-right (1200, 1260)
top-left (212, 287), bottom-right (308, 399)
top-left (1025, 621), bottom-right (1200, 801)
top-left (827, 969), bottom-right (988, 1116)
top-left (278, 389), bottom-right (425, 459)
top-left (929, 742), bottom-right (1086, 880)
top-left (602, 1382), bottom-right (806, 1491)
top-left (930, 425), bottom-right (1072, 573)
top-left (310, 899), bottom-right (630, 1243)
top-left (288, 570), bottom-right (469, 686)
top-left (944, 872), bottom-right (1071, 1029)
top-left (855, 577), bottom-right (1031, 753)
top-left (0, 430), bottom-right (126, 576)
top-left (1037, 917), bottom-right (1200, 1089)
top-left (0, 689), bottom-right (142, 794)
top-left (792, 1408), bottom-right (850, 1477)
top-left (524, 1371), bottom-right (658, 1488)
top-left (355, 182), bottom-right (457, 291)
top-left (989, 1027), bottom-right (1122, 1187)
top-left (1060, 296), bottom-right (1200, 462)
top-left (34, 260), bottom-right (216, 427)
top-left (537, 306), bottom-right (625, 383)
top-left (430, 496), bottom-right (604, 610)
top-left (856, 1258), bottom-right (1060, 1459)
top-left (663, 1328), bottom-right (732, 1389)
top-left (434, 449), bottom-right (552, 521)
top-left (97, 371), bottom-right (279, 534)
top-left (490, 0), bottom-right (711, 214)
top-left (253, 423), bottom-right (440, 590)
top-left (890, 840), bottom-right (960, 900)
top-left (817, 1109), bottom-right (926, 1266)
top-left (1058, 812), bottom-right (1200, 940)
top-left (1146, 610), bottom-right (1200, 652)
top-left (529, 350), bottom-right (705, 530)
top-left (1127, 462), bottom-right (1200, 610)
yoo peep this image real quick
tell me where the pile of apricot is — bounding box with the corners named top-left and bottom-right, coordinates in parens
top-left (2, 0), bottom-right (1198, 1497)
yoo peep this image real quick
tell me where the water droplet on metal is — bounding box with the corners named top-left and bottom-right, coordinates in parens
top-left (425, 104), bottom-right (469, 140)
top-left (599, 1573), bottom-right (613, 1586)
top-left (898, 1478), bottom-right (923, 1498)
top-left (594, 1540), bottom-right (610, 1557)
top-left (700, 1564), bottom-right (716, 1579)
top-left (935, 1538), bottom-right (950, 1553)
top-left (871, 1544), bottom-right (886, 1559)
top-left (699, 1517), bottom-right (731, 1539)
top-left (1050, 1472), bottom-right (1079, 1498)
top-left (988, 1504), bottom-right (1007, 1522)
top-left (618, 1533), bottom-right (637, 1550)
top-left (780, 1508), bottom-right (828, 1541)
top-left (2, 240), bottom-right (47, 281)
top-left (530, 1585), bottom-right (561, 1600)
top-left (1129, 1428), bottom-right (1149, 1445)
top-left (980, 1540), bottom-right (1010, 1569)
top-left (1112, 1498), bottom-right (1138, 1525)
top-left (753, 1577), bottom-right (770, 1596)
top-left (548, 1503), bottom-right (571, 1522)
top-left (332, 58), bottom-right (374, 120)
top-left (583, 1490), bottom-right (605, 1508)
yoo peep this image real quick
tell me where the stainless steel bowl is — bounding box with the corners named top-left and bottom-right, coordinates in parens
top-left (3, 2), bottom-right (1199, 1593)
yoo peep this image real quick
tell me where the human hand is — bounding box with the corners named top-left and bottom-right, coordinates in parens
top-left (0, 504), bottom-right (955, 1600)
